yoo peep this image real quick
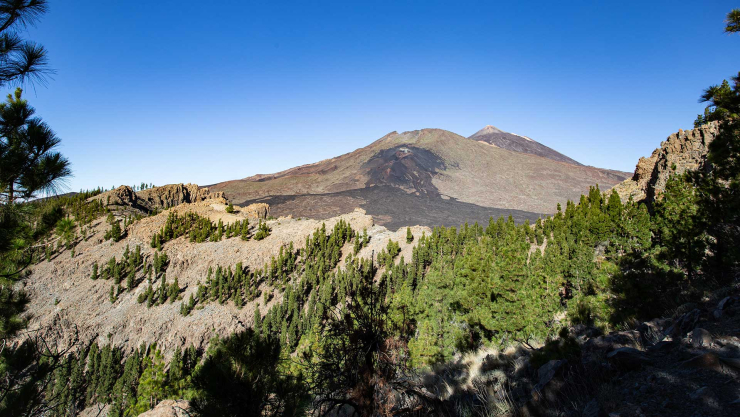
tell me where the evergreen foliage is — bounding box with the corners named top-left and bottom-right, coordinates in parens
top-left (150, 211), bottom-right (250, 246)
top-left (191, 330), bottom-right (303, 416)
top-left (44, 342), bottom-right (201, 417)
top-left (253, 219), bottom-right (271, 241)
top-left (104, 219), bottom-right (123, 242)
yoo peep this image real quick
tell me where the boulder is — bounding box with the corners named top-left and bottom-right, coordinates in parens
top-left (584, 330), bottom-right (641, 351)
top-left (690, 328), bottom-right (712, 348)
top-left (718, 296), bottom-right (735, 311)
top-left (606, 347), bottom-right (650, 370)
top-left (665, 309), bottom-right (702, 337)
top-left (714, 296), bottom-right (737, 319)
top-left (532, 359), bottom-right (567, 404)
top-left (536, 359), bottom-right (566, 389)
top-left (720, 357), bottom-right (740, 370)
top-left (680, 352), bottom-right (723, 372)
top-left (242, 202), bottom-right (270, 220)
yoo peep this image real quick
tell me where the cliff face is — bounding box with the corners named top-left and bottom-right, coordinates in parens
top-left (137, 183), bottom-right (224, 209)
top-left (90, 183), bottom-right (225, 212)
top-left (612, 122), bottom-right (720, 203)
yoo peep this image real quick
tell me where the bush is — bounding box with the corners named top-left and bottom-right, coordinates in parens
top-left (530, 328), bottom-right (581, 369)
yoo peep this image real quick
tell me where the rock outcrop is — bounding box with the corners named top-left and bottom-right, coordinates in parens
top-left (137, 183), bottom-right (224, 209)
top-left (612, 122), bottom-right (719, 203)
top-left (90, 183), bottom-right (225, 213)
top-left (241, 202), bottom-right (270, 220)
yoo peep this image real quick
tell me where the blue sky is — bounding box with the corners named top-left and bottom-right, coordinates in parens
top-left (20, 0), bottom-right (740, 192)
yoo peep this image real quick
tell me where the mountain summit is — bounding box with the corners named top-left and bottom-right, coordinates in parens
top-left (211, 128), bottom-right (629, 228)
top-left (469, 125), bottom-right (582, 165)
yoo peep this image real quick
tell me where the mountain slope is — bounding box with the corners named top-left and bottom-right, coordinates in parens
top-left (469, 125), bottom-right (582, 165)
top-left (211, 128), bottom-right (630, 227)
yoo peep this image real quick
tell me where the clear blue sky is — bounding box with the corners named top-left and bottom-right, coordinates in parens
top-left (21, 0), bottom-right (740, 192)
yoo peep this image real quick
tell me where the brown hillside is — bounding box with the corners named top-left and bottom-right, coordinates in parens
top-left (211, 128), bottom-right (630, 226)
top-left (468, 125), bottom-right (583, 166)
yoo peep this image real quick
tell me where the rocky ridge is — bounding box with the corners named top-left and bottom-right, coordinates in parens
top-left (90, 183), bottom-right (226, 213)
top-left (612, 122), bottom-right (720, 203)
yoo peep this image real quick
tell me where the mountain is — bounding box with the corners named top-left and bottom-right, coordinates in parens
top-left (468, 125), bottom-right (583, 165)
top-left (211, 128), bottom-right (630, 228)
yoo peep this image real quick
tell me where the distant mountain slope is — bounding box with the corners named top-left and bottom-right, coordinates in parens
top-left (469, 125), bottom-right (582, 165)
top-left (211, 128), bottom-right (630, 227)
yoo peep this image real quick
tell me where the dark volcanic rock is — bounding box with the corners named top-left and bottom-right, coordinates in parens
top-left (239, 185), bottom-right (544, 230)
top-left (363, 146), bottom-right (446, 197)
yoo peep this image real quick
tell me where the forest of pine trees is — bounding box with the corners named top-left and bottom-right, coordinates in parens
top-left (27, 173), bottom-right (738, 416)
top-left (3, 6), bottom-right (740, 416)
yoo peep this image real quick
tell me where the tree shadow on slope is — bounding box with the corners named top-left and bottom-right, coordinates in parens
top-left (191, 329), bottom-right (304, 417)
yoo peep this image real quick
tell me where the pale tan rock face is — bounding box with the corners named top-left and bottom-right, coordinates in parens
top-left (611, 122), bottom-right (719, 203)
top-left (241, 202), bottom-right (270, 220)
top-left (89, 183), bottom-right (225, 212)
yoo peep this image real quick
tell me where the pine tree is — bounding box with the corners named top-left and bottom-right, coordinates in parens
top-left (406, 227), bottom-right (414, 244)
top-left (168, 277), bottom-right (180, 302)
top-left (105, 220), bottom-right (123, 242)
top-left (146, 285), bottom-right (155, 308)
top-left (253, 309), bottom-right (262, 336)
top-left (127, 269), bottom-right (135, 291)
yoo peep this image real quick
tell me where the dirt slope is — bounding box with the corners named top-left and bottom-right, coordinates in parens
top-left (23, 201), bottom-right (429, 358)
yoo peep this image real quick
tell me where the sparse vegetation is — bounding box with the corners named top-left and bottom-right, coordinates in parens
top-left (150, 211), bottom-right (250, 247)
top-left (253, 219), bottom-right (271, 240)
